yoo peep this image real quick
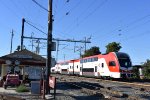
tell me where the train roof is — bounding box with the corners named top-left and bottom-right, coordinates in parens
top-left (56, 52), bottom-right (130, 63)
top-left (115, 52), bottom-right (130, 58)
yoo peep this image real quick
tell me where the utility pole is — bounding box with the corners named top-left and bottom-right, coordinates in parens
top-left (35, 39), bottom-right (40, 54)
top-left (10, 29), bottom-right (14, 53)
top-left (31, 32), bottom-right (34, 52)
top-left (46, 0), bottom-right (53, 94)
top-left (76, 46), bottom-right (84, 75)
top-left (21, 18), bottom-right (25, 50)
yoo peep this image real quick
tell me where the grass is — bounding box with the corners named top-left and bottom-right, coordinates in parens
top-left (16, 84), bottom-right (29, 92)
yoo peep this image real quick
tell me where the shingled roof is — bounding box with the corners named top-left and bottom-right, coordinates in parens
top-left (0, 49), bottom-right (46, 66)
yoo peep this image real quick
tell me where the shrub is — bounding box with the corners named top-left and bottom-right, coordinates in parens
top-left (16, 84), bottom-right (29, 92)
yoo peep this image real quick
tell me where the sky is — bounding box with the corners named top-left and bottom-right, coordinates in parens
top-left (0, 0), bottom-right (150, 65)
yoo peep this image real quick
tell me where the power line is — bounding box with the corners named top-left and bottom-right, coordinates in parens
top-left (55, 0), bottom-right (82, 24)
top-left (26, 19), bottom-right (47, 30)
top-left (63, 0), bottom-right (96, 33)
top-left (54, 0), bottom-right (97, 39)
top-left (67, 0), bottom-right (108, 34)
top-left (64, 0), bottom-right (108, 34)
top-left (54, 0), bottom-right (70, 17)
top-left (1, 0), bottom-right (21, 19)
top-left (92, 11), bottom-right (150, 41)
top-left (120, 30), bottom-right (150, 42)
top-left (25, 19), bottom-right (47, 35)
top-left (93, 13), bottom-right (150, 42)
top-left (32, 0), bottom-right (49, 12)
top-left (10, 0), bottom-right (25, 16)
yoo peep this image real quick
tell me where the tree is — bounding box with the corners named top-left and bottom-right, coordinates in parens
top-left (82, 46), bottom-right (101, 57)
top-left (132, 65), bottom-right (141, 79)
top-left (105, 42), bottom-right (122, 53)
top-left (143, 59), bottom-right (150, 79)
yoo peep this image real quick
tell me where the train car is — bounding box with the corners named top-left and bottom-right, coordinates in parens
top-left (54, 52), bottom-right (132, 78)
top-left (68, 59), bottom-right (80, 75)
top-left (54, 63), bottom-right (61, 73)
top-left (79, 52), bottom-right (132, 78)
top-left (59, 61), bottom-right (69, 74)
top-left (51, 66), bottom-right (56, 73)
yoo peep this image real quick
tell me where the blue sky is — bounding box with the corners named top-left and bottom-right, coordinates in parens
top-left (0, 0), bottom-right (150, 65)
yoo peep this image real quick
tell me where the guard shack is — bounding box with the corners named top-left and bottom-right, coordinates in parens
top-left (0, 49), bottom-right (47, 83)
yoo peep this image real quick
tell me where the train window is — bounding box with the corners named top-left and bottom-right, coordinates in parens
top-left (90, 58), bottom-right (92, 62)
top-left (70, 66), bottom-right (71, 69)
top-left (88, 58), bottom-right (91, 62)
top-left (109, 61), bottom-right (116, 66)
top-left (80, 67), bottom-right (82, 71)
top-left (95, 66), bottom-right (97, 72)
top-left (118, 58), bottom-right (131, 67)
top-left (80, 60), bottom-right (83, 63)
top-left (94, 57), bottom-right (98, 61)
top-left (101, 63), bottom-right (104, 68)
top-left (77, 65), bottom-right (78, 69)
top-left (84, 59), bottom-right (87, 63)
top-left (82, 68), bottom-right (94, 72)
top-left (91, 58), bottom-right (93, 62)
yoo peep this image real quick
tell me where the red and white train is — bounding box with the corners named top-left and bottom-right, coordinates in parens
top-left (51, 52), bottom-right (133, 78)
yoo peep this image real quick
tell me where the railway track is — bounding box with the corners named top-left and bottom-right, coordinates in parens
top-left (53, 74), bottom-right (150, 100)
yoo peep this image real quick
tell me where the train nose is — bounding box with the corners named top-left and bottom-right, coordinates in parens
top-left (121, 72), bottom-right (133, 78)
top-left (120, 69), bottom-right (133, 78)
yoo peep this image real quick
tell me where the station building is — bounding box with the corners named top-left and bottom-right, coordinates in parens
top-left (0, 49), bottom-right (56, 81)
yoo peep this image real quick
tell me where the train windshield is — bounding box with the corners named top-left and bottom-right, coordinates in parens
top-left (116, 52), bottom-right (132, 68)
top-left (118, 58), bottom-right (131, 68)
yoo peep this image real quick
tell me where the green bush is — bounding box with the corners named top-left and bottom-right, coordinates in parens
top-left (143, 59), bottom-right (150, 79)
top-left (16, 84), bottom-right (29, 92)
top-left (132, 66), bottom-right (140, 79)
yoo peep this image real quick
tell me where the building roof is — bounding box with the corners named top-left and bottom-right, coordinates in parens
top-left (0, 49), bottom-right (46, 66)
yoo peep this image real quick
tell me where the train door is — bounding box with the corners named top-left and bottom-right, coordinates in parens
top-left (79, 63), bottom-right (83, 76)
top-left (99, 62), bottom-right (104, 76)
top-left (98, 57), bottom-right (110, 77)
top-left (94, 66), bottom-right (98, 76)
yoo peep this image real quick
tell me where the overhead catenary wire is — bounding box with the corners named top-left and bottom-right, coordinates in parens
top-left (66, 0), bottom-right (108, 34)
top-left (53, 0), bottom-right (83, 39)
top-left (25, 19), bottom-right (47, 35)
top-left (10, 0), bottom-right (26, 17)
top-left (93, 13), bottom-right (150, 42)
top-left (55, 0), bottom-right (82, 24)
top-left (32, 0), bottom-right (49, 12)
top-left (63, 0), bottom-right (96, 33)
top-left (120, 30), bottom-right (150, 42)
top-left (54, 0), bottom-right (98, 40)
top-left (1, 0), bottom-right (21, 19)
top-left (26, 19), bottom-right (47, 30)
top-left (53, 0), bottom-right (58, 16)
top-left (64, 0), bottom-right (108, 34)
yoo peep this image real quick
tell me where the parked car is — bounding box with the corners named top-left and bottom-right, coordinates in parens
top-left (3, 74), bottom-right (21, 89)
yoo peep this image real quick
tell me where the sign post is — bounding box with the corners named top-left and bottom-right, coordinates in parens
top-left (49, 76), bottom-right (56, 99)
